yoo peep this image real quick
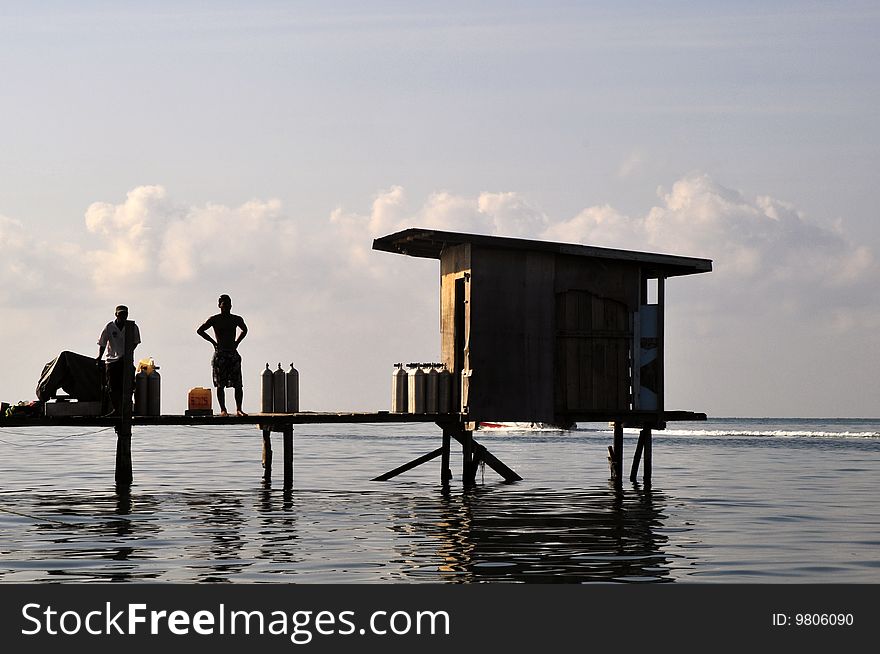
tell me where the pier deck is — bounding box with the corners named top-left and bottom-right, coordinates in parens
top-left (0, 411), bottom-right (453, 428)
top-left (0, 409), bottom-right (704, 429)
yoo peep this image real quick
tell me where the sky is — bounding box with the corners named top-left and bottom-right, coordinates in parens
top-left (1, 1), bottom-right (878, 417)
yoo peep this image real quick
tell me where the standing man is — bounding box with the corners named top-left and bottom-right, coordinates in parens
top-left (97, 305), bottom-right (141, 417)
top-left (197, 294), bottom-right (248, 417)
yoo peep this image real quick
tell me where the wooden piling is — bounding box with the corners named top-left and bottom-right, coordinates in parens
top-left (441, 424), bottom-right (452, 484)
top-left (630, 428), bottom-right (647, 482)
top-left (644, 427), bottom-right (652, 485)
top-left (114, 423), bottom-right (132, 486)
top-left (282, 424), bottom-right (293, 490)
top-left (461, 427), bottom-right (475, 486)
top-left (612, 422), bottom-right (623, 484)
top-left (261, 428), bottom-right (273, 481)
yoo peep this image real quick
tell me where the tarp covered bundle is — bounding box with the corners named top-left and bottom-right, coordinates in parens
top-left (36, 351), bottom-right (102, 402)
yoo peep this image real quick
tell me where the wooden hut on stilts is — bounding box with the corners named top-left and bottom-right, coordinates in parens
top-left (371, 228), bottom-right (712, 487)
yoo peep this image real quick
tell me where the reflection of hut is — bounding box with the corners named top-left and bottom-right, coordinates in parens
top-left (389, 486), bottom-right (670, 583)
top-left (373, 228), bottom-right (712, 485)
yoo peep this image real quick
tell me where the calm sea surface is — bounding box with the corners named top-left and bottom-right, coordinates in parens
top-left (1, 418), bottom-right (878, 583)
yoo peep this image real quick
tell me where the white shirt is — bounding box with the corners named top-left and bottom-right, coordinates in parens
top-left (98, 320), bottom-right (141, 362)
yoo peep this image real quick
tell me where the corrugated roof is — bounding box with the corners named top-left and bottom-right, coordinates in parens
top-left (372, 228), bottom-right (712, 278)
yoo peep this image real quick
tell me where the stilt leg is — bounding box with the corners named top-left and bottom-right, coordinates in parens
top-left (644, 428), bottom-right (652, 485)
top-left (282, 424), bottom-right (293, 490)
top-left (114, 423), bottom-right (132, 487)
top-left (441, 425), bottom-right (452, 485)
top-left (462, 427), bottom-right (475, 486)
top-left (612, 422), bottom-right (623, 485)
top-left (262, 428), bottom-right (273, 482)
top-left (630, 429), bottom-right (647, 482)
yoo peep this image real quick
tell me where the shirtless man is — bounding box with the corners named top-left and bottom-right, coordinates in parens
top-left (197, 294), bottom-right (248, 417)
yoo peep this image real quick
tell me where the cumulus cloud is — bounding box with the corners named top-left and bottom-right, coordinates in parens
top-left (84, 185), bottom-right (172, 286)
top-left (3, 176), bottom-right (874, 323)
top-left (79, 186), bottom-right (296, 293)
top-left (0, 214), bottom-right (89, 306)
top-left (544, 173), bottom-right (876, 321)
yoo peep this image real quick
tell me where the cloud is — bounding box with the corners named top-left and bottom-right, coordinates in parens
top-left (82, 186), bottom-right (294, 291)
top-left (617, 152), bottom-right (645, 178)
top-left (84, 185), bottom-right (172, 287)
top-left (544, 173), bottom-right (876, 322)
top-left (478, 191), bottom-right (548, 237)
top-left (7, 174), bottom-right (869, 326)
top-left (0, 214), bottom-right (89, 307)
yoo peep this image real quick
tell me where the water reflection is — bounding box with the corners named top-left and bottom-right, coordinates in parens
top-left (254, 483), bottom-right (301, 572)
top-left (25, 489), bottom-right (165, 582)
top-left (184, 492), bottom-right (249, 582)
top-left (1, 483), bottom-right (681, 583)
top-left (389, 483), bottom-right (674, 582)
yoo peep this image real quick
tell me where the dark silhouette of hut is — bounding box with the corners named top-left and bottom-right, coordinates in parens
top-left (373, 228), bottom-right (712, 484)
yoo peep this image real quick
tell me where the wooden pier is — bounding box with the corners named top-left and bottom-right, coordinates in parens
top-left (0, 409), bottom-right (704, 489)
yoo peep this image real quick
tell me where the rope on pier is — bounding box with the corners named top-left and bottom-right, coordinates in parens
top-left (0, 426), bottom-right (114, 447)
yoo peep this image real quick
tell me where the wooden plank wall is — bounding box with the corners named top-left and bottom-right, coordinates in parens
top-left (466, 248), bottom-right (556, 422)
top-left (439, 246), bottom-right (642, 423)
top-left (554, 256), bottom-right (639, 415)
top-left (440, 243), bottom-right (471, 371)
top-left (555, 290), bottom-right (630, 412)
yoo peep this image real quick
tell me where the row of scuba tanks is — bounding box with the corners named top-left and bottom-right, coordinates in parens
top-left (391, 363), bottom-right (453, 414)
top-left (261, 363), bottom-right (300, 413)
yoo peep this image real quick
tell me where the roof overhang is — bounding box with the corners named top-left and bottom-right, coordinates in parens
top-left (373, 228), bottom-right (712, 278)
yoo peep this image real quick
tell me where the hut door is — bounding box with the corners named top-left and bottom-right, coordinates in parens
top-left (556, 290), bottom-right (630, 412)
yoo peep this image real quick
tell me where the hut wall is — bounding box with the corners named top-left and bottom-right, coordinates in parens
top-left (440, 244), bottom-right (471, 412)
top-left (465, 247), bottom-right (556, 423)
top-left (440, 245), bottom-right (644, 423)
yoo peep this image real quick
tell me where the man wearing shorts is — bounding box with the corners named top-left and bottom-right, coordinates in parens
top-left (197, 294), bottom-right (248, 417)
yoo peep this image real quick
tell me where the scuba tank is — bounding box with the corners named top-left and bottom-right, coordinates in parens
top-left (146, 368), bottom-right (161, 416)
top-left (261, 363), bottom-right (274, 413)
top-left (407, 363), bottom-right (426, 414)
top-left (391, 363), bottom-right (408, 413)
top-left (286, 363), bottom-right (299, 413)
top-left (273, 363), bottom-right (285, 413)
top-left (437, 364), bottom-right (451, 414)
top-left (425, 364), bottom-right (439, 414)
top-left (134, 369), bottom-right (148, 416)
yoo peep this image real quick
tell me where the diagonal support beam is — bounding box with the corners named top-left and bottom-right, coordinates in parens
top-left (372, 447), bottom-right (445, 482)
top-left (450, 431), bottom-right (522, 483)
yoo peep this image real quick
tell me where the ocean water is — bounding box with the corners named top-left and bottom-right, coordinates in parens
top-left (0, 418), bottom-right (878, 583)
